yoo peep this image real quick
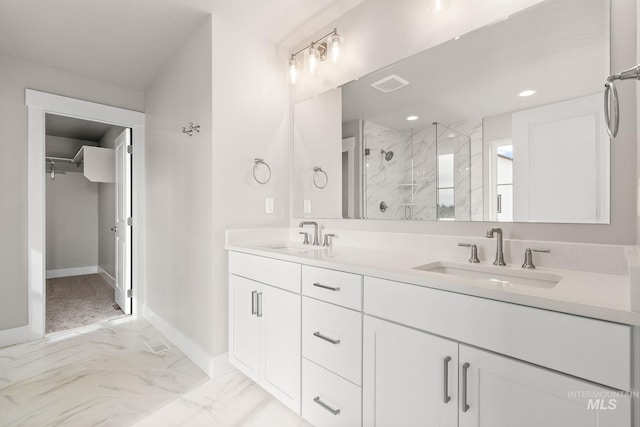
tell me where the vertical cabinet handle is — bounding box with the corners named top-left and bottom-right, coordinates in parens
top-left (313, 396), bottom-right (341, 415)
top-left (497, 194), bottom-right (502, 214)
top-left (462, 362), bottom-right (470, 413)
top-left (443, 356), bottom-right (451, 404)
top-left (256, 292), bottom-right (263, 317)
top-left (251, 291), bottom-right (257, 315)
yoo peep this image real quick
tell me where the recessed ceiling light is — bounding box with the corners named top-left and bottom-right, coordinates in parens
top-left (447, 133), bottom-right (456, 138)
top-left (406, 115), bottom-right (419, 121)
top-left (518, 89), bottom-right (537, 97)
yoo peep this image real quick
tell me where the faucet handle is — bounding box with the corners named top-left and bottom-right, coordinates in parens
top-left (522, 248), bottom-right (550, 269)
top-left (458, 243), bottom-right (480, 263)
top-left (299, 231), bottom-right (310, 245)
top-left (322, 233), bottom-right (336, 247)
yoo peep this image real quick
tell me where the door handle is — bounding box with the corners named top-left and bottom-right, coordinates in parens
top-left (251, 291), bottom-right (257, 315)
top-left (256, 292), bottom-right (263, 317)
top-left (443, 356), bottom-right (451, 404)
top-left (462, 362), bottom-right (470, 413)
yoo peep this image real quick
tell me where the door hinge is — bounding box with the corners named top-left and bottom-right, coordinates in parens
top-left (127, 217), bottom-right (133, 226)
top-left (127, 145), bottom-right (133, 154)
top-left (126, 289), bottom-right (133, 298)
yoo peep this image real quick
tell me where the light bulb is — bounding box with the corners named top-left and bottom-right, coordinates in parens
top-left (307, 43), bottom-right (319, 75)
top-left (435, 0), bottom-right (450, 11)
top-left (289, 55), bottom-right (298, 85)
top-left (328, 31), bottom-right (343, 62)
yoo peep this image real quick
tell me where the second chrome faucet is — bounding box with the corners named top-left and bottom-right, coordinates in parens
top-left (485, 227), bottom-right (506, 266)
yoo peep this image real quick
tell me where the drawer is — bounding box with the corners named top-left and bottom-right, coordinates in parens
top-left (302, 297), bottom-right (362, 385)
top-left (302, 265), bottom-right (362, 310)
top-left (364, 276), bottom-right (632, 391)
top-left (229, 251), bottom-right (301, 293)
top-left (302, 358), bottom-right (362, 427)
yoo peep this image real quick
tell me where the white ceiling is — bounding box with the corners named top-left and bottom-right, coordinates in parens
top-left (0, 0), bottom-right (361, 90)
top-left (342, 0), bottom-right (607, 131)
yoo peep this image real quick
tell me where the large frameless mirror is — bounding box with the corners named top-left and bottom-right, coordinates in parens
top-left (293, 0), bottom-right (610, 223)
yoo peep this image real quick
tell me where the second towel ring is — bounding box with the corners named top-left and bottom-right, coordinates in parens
top-left (253, 158), bottom-right (271, 184)
top-left (313, 166), bottom-right (328, 189)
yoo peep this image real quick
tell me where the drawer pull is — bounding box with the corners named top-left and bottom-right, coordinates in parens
top-left (313, 331), bottom-right (341, 345)
top-left (251, 291), bottom-right (258, 315)
top-left (313, 396), bottom-right (341, 415)
top-left (443, 356), bottom-right (451, 404)
top-left (313, 282), bottom-right (341, 292)
top-left (462, 362), bottom-right (470, 413)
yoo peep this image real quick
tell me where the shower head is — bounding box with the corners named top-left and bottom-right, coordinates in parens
top-left (381, 149), bottom-right (394, 161)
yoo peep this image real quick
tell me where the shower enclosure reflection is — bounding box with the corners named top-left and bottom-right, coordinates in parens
top-left (360, 121), bottom-right (476, 221)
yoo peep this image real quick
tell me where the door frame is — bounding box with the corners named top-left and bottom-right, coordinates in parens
top-left (26, 89), bottom-right (145, 339)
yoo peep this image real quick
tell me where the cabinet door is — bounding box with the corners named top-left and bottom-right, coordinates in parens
top-left (261, 284), bottom-right (301, 414)
top-left (363, 316), bottom-right (458, 427)
top-left (228, 274), bottom-right (261, 383)
top-left (459, 345), bottom-right (631, 427)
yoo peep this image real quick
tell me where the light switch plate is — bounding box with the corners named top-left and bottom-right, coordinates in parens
top-left (304, 199), bottom-right (311, 214)
top-left (265, 198), bottom-right (274, 214)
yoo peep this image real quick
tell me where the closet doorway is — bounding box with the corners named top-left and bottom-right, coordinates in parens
top-left (44, 114), bottom-right (132, 334)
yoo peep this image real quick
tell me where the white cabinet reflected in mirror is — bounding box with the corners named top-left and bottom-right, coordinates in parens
top-left (293, 0), bottom-right (610, 223)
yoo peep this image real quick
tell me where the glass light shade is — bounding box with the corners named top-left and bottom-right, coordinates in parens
top-left (289, 56), bottom-right (298, 85)
top-left (306, 44), bottom-right (319, 75)
top-left (435, 0), bottom-right (451, 11)
top-left (328, 33), bottom-right (343, 62)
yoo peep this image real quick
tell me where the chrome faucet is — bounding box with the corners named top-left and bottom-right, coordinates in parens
top-left (299, 221), bottom-right (320, 246)
top-left (485, 227), bottom-right (506, 266)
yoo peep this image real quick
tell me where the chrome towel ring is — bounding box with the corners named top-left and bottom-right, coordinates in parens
top-left (313, 166), bottom-right (328, 189)
top-left (604, 64), bottom-right (640, 138)
top-left (253, 158), bottom-right (271, 184)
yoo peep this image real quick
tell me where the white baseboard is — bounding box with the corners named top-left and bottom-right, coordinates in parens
top-left (143, 305), bottom-right (234, 378)
top-left (46, 266), bottom-right (98, 279)
top-left (97, 267), bottom-right (116, 288)
top-left (0, 325), bottom-right (31, 348)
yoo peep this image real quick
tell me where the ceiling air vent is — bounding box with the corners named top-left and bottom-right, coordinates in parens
top-left (371, 74), bottom-right (409, 93)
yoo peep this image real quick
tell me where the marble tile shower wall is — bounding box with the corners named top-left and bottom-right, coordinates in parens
top-left (364, 120), bottom-right (482, 220)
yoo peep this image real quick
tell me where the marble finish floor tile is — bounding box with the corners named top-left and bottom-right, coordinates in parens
top-left (0, 317), bottom-right (311, 427)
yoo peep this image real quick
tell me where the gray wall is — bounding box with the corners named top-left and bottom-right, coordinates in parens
top-left (0, 52), bottom-right (143, 331)
top-left (97, 127), bottom-right (123, 278)
top-left (290, 0), bottom-right (637, 245)
top-left (46, 172), bottom-right (98, 271)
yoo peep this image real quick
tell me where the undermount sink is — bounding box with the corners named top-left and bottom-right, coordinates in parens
top-left (414, 261), bottom-right (562, 288)
top-left (261, 243), bottom-right (324, 252)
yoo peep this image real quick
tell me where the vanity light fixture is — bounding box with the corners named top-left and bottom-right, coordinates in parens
top-left (406, 115), bottom-right (419, 121)
top-left (288, 28), bottom-right (343, 85)
top-left (518, 89), bottom-right (537, 97)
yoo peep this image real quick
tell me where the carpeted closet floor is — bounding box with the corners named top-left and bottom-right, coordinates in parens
top-left (46, 274), bottom-right (126, 334)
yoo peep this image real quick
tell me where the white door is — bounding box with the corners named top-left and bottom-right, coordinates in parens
top-left (260, 284), bottom-right (301, 413)
top-left (363, 315), bottom-right (459, 427)
top-left (228, 275), bottom-right (261, 383)
top-left (114, 129), bottom-right (132, 314)
top-left (512, 93), bottom-right (609, 223)
top-left (459, 345), bottom-right (631, 427)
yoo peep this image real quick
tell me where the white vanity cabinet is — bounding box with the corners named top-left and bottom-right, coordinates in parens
top-left (363, 276), bottom-right (633, 427)
top-left (363, 315), bottom-right (459, 427)
top-left (300, 265), bottom-right (363, 427)
top-left (228, 252), bottom-right (302, 414)
top-left (459, 345), bottom-right (630, 427)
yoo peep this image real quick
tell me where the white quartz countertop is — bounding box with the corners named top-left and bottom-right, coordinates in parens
top-left (226, 242), bottom-right (640, 326)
